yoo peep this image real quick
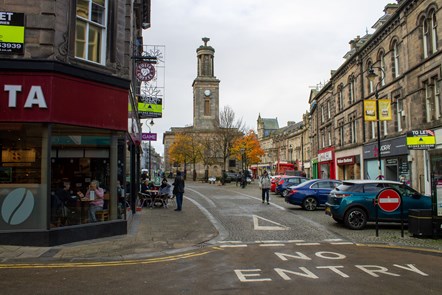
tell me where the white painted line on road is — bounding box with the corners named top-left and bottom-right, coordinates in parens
top-left (287, 240), bottom-right (306, 243)
top-left (296, 242), bottom-right (321, 246)
top-left (253, 215), bottom-right (290, 231)
top-left (186, 188), bottom-right (217, 207)
top-left (259, 244), bottom-right (285, 247)
top-left (220, 245), bottom-right (248, 248)
top-left (218, 241), bottom-right (243, 244)
top-left (324, 239), bottom-right (343, 242)
top-left (330, 242), bottom-right (354, 245)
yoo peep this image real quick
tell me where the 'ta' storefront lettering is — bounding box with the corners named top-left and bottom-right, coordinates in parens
top-left (2, 85), bottom-right (47, 108)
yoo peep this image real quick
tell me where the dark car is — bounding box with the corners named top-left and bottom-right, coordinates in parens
top-left (284, 179), bottom-right (342, 211)
top-left (325, 180), bottom-right (432, 230)
top-left (223, 172), bottom-right (239, 183)
top-left (275, 176), bottom-right (309, 196)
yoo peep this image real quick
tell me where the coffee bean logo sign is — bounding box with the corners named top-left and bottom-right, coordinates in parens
top-left (1, 188), bottom-right (35, 225)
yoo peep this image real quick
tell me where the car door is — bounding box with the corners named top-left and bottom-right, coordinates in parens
top-left (314, 181), bottom-right (335, 205)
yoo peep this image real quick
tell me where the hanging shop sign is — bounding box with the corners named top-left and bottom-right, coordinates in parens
top-left (0, 11), bottom-right (25, 54)
top-left (406, 130), bottom-right (435, 150)
top-left (136, 62), bottom-right (156, 82)
top-left (138, 95), bottom-right (162, 119)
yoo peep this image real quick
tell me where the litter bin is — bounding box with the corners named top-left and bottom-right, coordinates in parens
top-left (408, 209), bottom-right (433, 237)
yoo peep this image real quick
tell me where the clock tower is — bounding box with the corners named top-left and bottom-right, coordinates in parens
top-left (192, 37), bottom-right (220, 129)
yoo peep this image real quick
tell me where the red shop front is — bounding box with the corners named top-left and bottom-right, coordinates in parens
top-left (0, 66), bottom-right (132, 246)
top-left (317, 147), bottom-right (336, 180)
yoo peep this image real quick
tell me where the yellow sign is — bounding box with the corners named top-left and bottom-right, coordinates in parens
top-left (364, 100), bottom-right (377, 121)
top-left (364, 98), bottom-right (392, 121)
top-left (406, 130), bottom-right (436, 149)
top-left (378, 99), bottom-right (392, 121)
top-left (138, 96), bottom-right (162, 118)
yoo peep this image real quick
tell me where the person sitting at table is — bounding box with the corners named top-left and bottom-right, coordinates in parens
top-left (140, 179), bottom-right (154, 193)
top-left (158, 178), bottom-right (172, 207)
top-left (77, 180), bottom-right (104, 223)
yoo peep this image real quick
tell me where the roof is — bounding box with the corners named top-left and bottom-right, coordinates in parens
top-left (262, 118), bottom-right (279, 130)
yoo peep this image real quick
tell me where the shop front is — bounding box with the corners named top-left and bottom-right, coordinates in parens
top-left (0, 65), bottom-right (131, 245)
top-left (335, 147), bottom-right (362, 180)
top-left (318, 147), bottom-right (335, 179)
top-left (363, 136), bottom-right (410, 184)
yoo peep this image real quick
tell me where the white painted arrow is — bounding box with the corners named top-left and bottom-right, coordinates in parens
top-left (253, 215), bottom-right (290, 231)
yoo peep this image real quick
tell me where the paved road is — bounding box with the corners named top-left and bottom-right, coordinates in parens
top-left (1, 182), bottom-right (441, 294)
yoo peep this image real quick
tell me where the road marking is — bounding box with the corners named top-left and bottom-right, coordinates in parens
top-left (259, 244), bottom-right (285, 247)
top-left (219, 245), bottom-right (248, 248)
top-left (0, 249), bottom-right (217, 269)
top-left (295, 242), bottom-right (321, 246)
top-left (253, 215), bottom-right (290, 231)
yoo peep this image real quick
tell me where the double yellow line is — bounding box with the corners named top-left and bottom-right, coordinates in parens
top-left (0, 248), bottom-right (221, 269)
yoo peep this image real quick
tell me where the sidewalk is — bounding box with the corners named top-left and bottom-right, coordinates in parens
top-left (0, 197), bottom-right (219, 262)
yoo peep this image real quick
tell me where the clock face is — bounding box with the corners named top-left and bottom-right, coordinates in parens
top-left (204, 89), bottom-right (211, 96)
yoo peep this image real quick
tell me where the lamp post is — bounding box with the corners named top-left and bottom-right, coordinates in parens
top-left (146, 119), bottom-right (154, 181)
top-left (367, 67), bottom-right (386, 180)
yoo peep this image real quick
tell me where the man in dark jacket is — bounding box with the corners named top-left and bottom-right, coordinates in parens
top-left (172, 171), bottom-right (185, 211)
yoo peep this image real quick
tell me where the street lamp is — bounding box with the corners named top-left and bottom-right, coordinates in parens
top-left (146, 119), bottom-right (154, 180)
top-left (367, 66), bottom-right (386, 180)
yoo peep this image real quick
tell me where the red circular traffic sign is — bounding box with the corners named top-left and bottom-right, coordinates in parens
top-left (377, 189), bottom-right (401, 212)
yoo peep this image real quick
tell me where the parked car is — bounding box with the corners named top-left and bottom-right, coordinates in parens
top-left (325, 180), bottom-right (432, 230)
top-left (284, 179), bottom-right (342, 211)
top-left (275, 176), bottom-right (309, 196)
top-left (223, 172), bottom-right (239, 183)
top-left (270, 175), bottom-right (282, 192)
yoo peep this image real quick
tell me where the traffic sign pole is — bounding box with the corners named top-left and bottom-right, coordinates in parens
top-left (374, 188), bottom-right (404, 237)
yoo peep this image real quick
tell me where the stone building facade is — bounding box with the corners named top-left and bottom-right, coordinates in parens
top-left (259, 0), bottom-right (441, 196)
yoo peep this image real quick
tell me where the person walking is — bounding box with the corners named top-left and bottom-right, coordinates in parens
top-left (172, 171), bottom-right (185, 211)
top-left (260, 170), bottom-right (271, 205)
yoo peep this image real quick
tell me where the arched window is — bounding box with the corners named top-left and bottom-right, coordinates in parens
top-left (377, 50), bottom-right (386, 86)
top-left (204, 98), bottom-right (210, 116)
top-left (366, 60), bottom-right (374, 93)
top-left (391, 40), bottom-right (400, 78)
top-left (348, 75), bottom-right (355, 104)
top-left (422, 15), bottom-right (430, 58)
top-left (430, 9), bottom-right (438, 55)
top-left (337, 84), bottom-right (344, 111)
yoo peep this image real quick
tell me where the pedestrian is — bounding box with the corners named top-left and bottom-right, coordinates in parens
top-left (260, 170), bottom-right (271, 205)
top-left (172, 170), bottom-right (185, 211)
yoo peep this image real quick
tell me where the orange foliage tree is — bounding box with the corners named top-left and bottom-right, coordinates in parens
top-left (230, 130), bottom-right (264, 169)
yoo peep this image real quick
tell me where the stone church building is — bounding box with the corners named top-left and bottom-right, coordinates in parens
top-left (163, 38), bottom-right (234, 179)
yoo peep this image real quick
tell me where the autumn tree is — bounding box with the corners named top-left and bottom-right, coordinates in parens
top-left (231, 130), bottom-right (264, 171)
top-left (168, 132), bottom-right (203, 180)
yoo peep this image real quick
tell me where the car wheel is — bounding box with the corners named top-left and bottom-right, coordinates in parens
top-left (344, 208), bottom-right (367, 230)
top-left (302, 197), bottom-right (318, 211)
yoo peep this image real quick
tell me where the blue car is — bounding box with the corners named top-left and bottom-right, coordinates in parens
top-left (284, 179), bottom-right (342, 211)
top-left (325, 180), bottom-right (432, 230)
top-left (275, 176), bottom-right (309, 196)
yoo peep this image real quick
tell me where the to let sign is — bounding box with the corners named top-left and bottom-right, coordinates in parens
top-left (406, 130), bottom-right (435, 150)
top-left (142, 133), bottom-right (157, 141)
top-left (377, 189), bottom-right (401, 212)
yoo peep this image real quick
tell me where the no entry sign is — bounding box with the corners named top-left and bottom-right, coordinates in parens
top-left (377, 189), bottom-right (401, 212)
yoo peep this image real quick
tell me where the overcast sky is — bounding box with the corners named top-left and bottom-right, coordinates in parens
top-left (142, 0), bottom-right (392, 155)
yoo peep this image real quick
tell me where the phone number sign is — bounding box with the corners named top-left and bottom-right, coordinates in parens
top-left (0, 11), bottom-right (25, 54)
top-left (406, 130), bottom-right (435, 150)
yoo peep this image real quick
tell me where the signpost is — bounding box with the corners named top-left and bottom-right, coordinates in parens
top-left (374, 188), bottom-right (404, 237)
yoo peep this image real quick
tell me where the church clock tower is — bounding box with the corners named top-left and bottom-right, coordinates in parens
top-left (192, 37), bottom-right (220, 129)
